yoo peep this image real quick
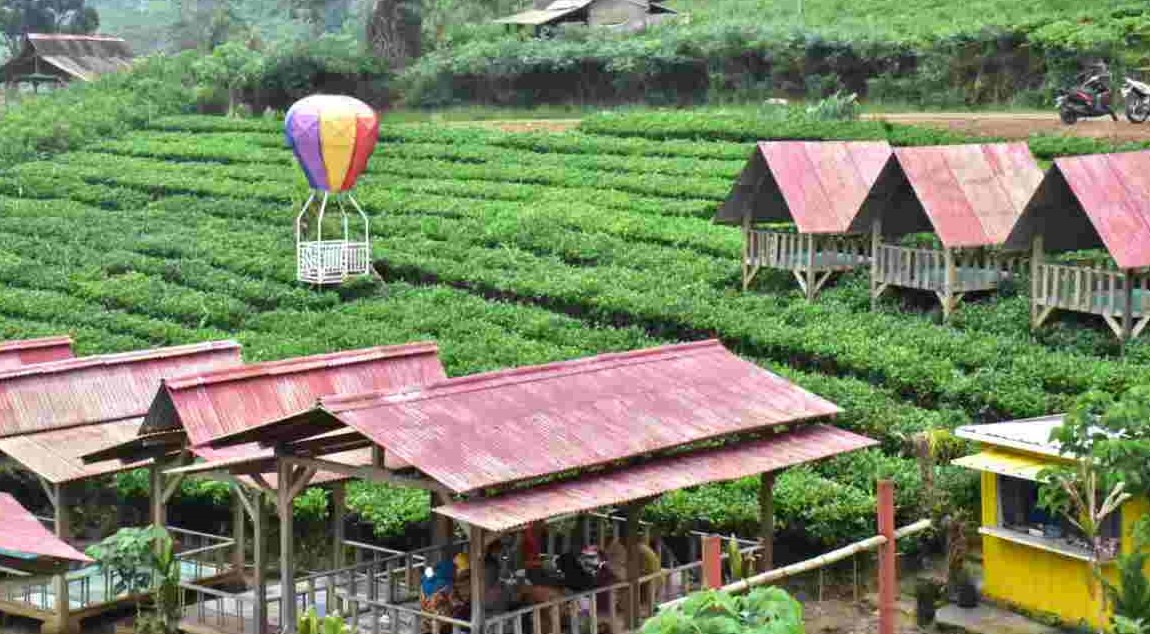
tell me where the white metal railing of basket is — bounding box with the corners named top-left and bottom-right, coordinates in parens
top-left (298, 241), bottom-right (370, 285)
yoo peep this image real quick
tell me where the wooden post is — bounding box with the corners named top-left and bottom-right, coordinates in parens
top-left (331, 482), bottom-right (346, 571)
top-left (943, 247), bottom-right (957, 321)
top-left (469, 524), bottom-right (486, 634)
top-left (805, 234), bottom-right (818, 301)
top-left (877, 480), bottom-right (896, 634)
top-left (431, 492), bottom-right (453, 559)
top-left (52, 483), bottom-right (72, 634)
top-left (149, 461), bottom-right (166, 528)
top-left (1124, 268), bottom-right (1135, 345)
top-left (623, 504), bottom-right (644, 629)
top-left (232, 490), bottom-right (247, 572)
top-left (758, 472), bottom-right (775, 572)
top-left (701, 536), bottom-right (722, 589)
top-left (251, 490), bottom-right (269, 634)
top-left (1030, 233), bottom-right (1043, 327)
top-left (870, 218), bottom-right (882, 310)
top-left (278, 461), bottom-right (297, 634)
top-left (741, 211), bottom-right (752, 291)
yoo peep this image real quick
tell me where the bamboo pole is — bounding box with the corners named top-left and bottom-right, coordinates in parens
top-left (1030, 234), bottom-right (1043, 328)
top-left (870, 218), bottom-right (882, 310)
top-left (758, 472), bottom-right (775, 573)
top-left (659, 520), bottom-right (931, 609)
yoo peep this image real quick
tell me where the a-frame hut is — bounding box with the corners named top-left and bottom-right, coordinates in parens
top-left (1, 34), bottom-right (134, 88)
top-left (1005, 150), bottom-right (1150, 343)
top-left (865, 142), bottom-right (1043, 319)
top-left (714, 141), bottom-right (892, 300)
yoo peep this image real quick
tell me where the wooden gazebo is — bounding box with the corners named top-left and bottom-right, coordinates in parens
top-left (0, 341), bottom-right (244, 634)
top-left (1005, 150), bottom-right (1150, 343)
top-left (865, 143), bottom-right (1043, 319)
top-left (82, 343), bottom-right (449, 634)
top-left (714, 141), bottom-right (892, 299)
top-left (177, 340), bottom-right (876, 634)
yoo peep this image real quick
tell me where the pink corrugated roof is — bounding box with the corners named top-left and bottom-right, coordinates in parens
top-left (893, 143), bottom-right (1042, 248)
top-left (1052, 151), bottom-right (1150, 269)
top-left (761, 141), bottom-right (892, 233)
top-left (0, 418), bottom-right (148, 484)
top-left (142, 342), bottom-right (446, 447)
top-left (0, 341), bottom-right (242, 439)
top-left (0, 336), bottom-right (73, 371)
top-left (437, 424), bottom-right (876, 532)
top-left (0, 493), bottom-right (92, 563)
top-left (304, 340), bottom-right (842, 494)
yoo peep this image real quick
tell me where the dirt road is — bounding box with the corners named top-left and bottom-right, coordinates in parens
top-left (865, 111), bottom-right (1150, 142)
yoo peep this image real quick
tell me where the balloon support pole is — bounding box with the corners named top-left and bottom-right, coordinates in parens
top-left (295, 190), bottom-right (372, 286)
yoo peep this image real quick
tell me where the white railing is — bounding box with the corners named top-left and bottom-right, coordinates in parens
top-left (873, 244), bottom-right (1023, 293)
top-left (298, 240), bottom-right (371, 285)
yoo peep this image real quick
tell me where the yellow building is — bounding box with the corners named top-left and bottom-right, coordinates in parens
top-left (954, 416), bottom-right (1149, 630)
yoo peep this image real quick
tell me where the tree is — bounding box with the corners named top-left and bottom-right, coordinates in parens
top-left (0, 0), bottom-right (99, 56)
top-left (192, 41), bottom-right (263, 116)
top-left (366, 0), bottom-right (421, 69)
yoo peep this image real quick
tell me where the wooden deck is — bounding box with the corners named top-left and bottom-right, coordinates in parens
top-left (1032, 260), bottom-right (1150, 342)
top-left (871, 243), bottom-right (1024, 319)
top-left (743, 229), bottom-right (870, 299)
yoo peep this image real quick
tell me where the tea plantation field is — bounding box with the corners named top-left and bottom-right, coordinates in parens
top-left (2, 113), bottom-right (1144, 544)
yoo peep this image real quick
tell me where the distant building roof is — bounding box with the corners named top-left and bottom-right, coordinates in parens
top-left (494, 0), bottom-right (675, 26)
top-left (2, 33), bottom-right (134, 83)
top-left (0, 494), bottom-right (91, 569)
top-left (714, 141), bottom-right (892, 234)
top-left (866, 143), bottom-right (1043, 248)
top-left (0, 336), bottom-right (72, 373)
top-left (1005, 150), bottom-right (1150, 269)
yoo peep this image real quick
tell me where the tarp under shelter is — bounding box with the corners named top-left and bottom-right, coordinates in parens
top-left (866, 142), bottom-right (1044, 246)
top-left (1, 34), bottom-right (134, 84)
top-left (714, 140), bottom-right (893, 234)
top-left (1006, 150), bottom-right (1150, 269)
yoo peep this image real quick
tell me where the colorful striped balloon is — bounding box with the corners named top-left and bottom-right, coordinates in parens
top-left (284, 95), bottom-right (379, 193)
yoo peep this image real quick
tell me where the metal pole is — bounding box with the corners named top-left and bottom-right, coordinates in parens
top-left (877, 480), bottom-right (896, 634)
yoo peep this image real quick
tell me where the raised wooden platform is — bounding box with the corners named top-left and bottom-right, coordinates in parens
top-left (743, 229), bottom-right (870, 299)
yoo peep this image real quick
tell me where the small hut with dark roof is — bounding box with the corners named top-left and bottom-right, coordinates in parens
top-left (714, 140), bottom-right (892, 300)
top-left (1, 34), bottom-right (134, 88)
top-left (1006, 150), bottom-right (1150, 343)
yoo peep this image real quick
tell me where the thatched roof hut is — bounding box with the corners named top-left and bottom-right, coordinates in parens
top-left (1, 33), bottom-right (134, 85)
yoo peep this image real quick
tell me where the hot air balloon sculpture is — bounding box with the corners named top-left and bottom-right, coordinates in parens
top-left (285, 95), bottom-right (379, 285)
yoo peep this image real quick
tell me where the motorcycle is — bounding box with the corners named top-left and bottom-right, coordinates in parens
top-left (1056, 65), bottom-right (1118, 124)
top-left (1122, 76), bottom-right (1150, 123)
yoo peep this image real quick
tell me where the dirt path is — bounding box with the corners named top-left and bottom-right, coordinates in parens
top-left (865, 111), bottom-right (1150, 141)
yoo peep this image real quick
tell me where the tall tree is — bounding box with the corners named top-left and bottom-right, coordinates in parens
top-left (366, 0), bottom-right (420, 69)
top-left (0, 0), bottom-right (99, 56)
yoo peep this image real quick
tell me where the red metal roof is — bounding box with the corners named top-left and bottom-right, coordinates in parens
top-left (142, 342), bottom-right (446, 447)
top-left (436, 424), bottom-right (877, 532)
top-left (0, 336), bottom-right (73, 371)
top-left (0, 418), bottom-right (148, 484)
top-left (715, 141), bottom-right (892, 233)
top-left (310, 340), bottom-right (841, 494)
top-left (0, 341), bottom-right (242, 439)
top-left (0, 493), bottom-right (92, 563)
top-left (891, 143), bottom-right (1043, 248)
top-left (1051, 151), bottom-right (1150, 269)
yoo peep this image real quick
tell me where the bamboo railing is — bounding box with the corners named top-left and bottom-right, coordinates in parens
top-left (872, 245), bottom-right (1023, 294)
top-left (1031, 261), bottom-right (1150, 342)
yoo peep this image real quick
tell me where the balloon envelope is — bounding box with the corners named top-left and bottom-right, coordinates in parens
top-left (284, 95), bottom-right (379, 193)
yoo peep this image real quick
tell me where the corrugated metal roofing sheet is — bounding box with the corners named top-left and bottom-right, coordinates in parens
top-left (952, 449), bottom-right (1047, 481)
top-left (494, 0), bottom-right (592, 24)
top-left (1020, 151), bottom-right (1150, 269)
top-left (715, 141), bottom-right (892, 234)
top-left (892, 143), bottom-right (1043, 248)
top-left (141, 342), bottom-right (446, 446)
top-left (436, 424), bottom-right (876, 532)
top-left (0, 418), bottom-right (148, 484)
top-left (0, 341), bottom-right (242, 439)
top-left (955, 415), bottom-right (1067, 458)
top-left (0, 336), bottom-right (73, 371)
top-left (0, 493), bottom-right (91, 563)
top-left (1, 34), bottom-right (134, 82)
top-left (314, 340), bottom-right (841, 493)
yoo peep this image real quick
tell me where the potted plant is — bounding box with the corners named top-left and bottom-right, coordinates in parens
top-left (956, 565), bottom-right (979, 608)
top-left (915, 577), bottom-right (942, 626)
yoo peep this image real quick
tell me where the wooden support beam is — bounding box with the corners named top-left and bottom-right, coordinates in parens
top-left (870, 218), bottom-right (882, 311)
top-left (1030, 234), bottom-right (1044, 328)
top-left (758, 472), bottom-right (776, 573)
top-left (331, 482), bottom-right (346, 571)
top-left (623, 503), bottom-right (644, 629)
top-left (942, 247), bottom-right (957, 321)
top-left (470, 524), bottom-right (486, 634)
top-left (251, 490), bottom-right (268, 634)
top-left (431, 491), bottom-right (453, 560)
top-left (232, 488), bottom-right (247, 573)
top-left (281, 456), bottom-right (451, 494)
top-left (52, 483), bottom-right (71, 634)
top-left (161, 472), bottom-right (186, 504)
top-left (805, 234), bottom-right (818, 301)
top-left (277, 460), bottom-right (313, 634)
top-left (1123, 269), bottom-right (1136, 346)
top-left (149, 462), bottom-right (166, 528)
top-left (742, 212), bottom-right (752, 292)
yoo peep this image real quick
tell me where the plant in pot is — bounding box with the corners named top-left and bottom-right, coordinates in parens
top-left (955, 565), bottom-right (979, 609)
top-left (915, 576), bottom-right (942, 626)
